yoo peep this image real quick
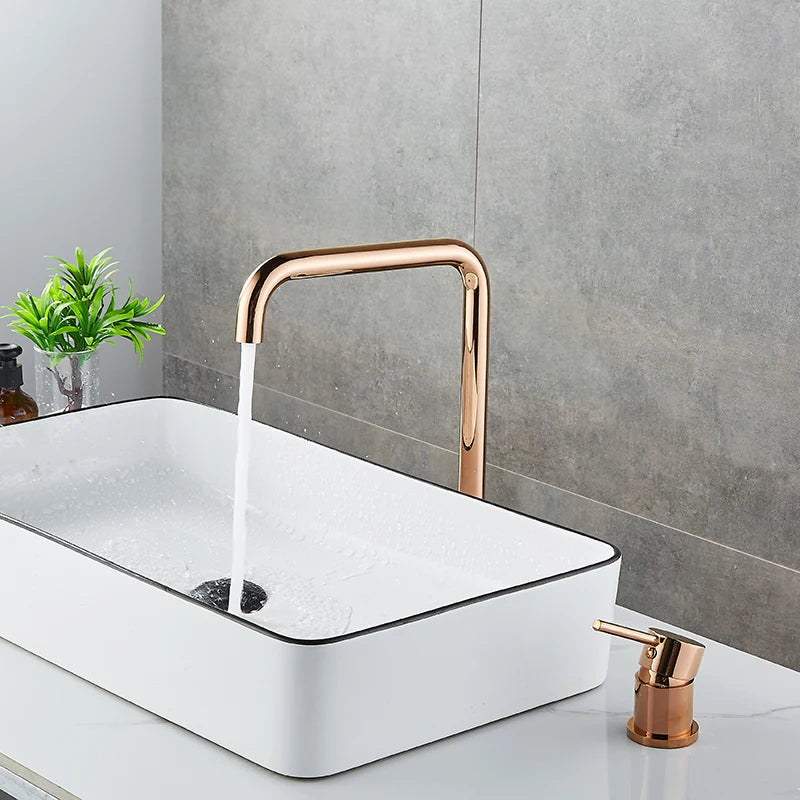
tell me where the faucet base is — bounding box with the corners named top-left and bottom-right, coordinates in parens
top-left (626, 717), bottom-right (699, 749)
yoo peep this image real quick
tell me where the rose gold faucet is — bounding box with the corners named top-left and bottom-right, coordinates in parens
top-left (235, 239), bottom-right (490, 498)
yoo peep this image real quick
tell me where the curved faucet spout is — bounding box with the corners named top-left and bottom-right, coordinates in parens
top-left (235, 238), bottom-right (489, 498)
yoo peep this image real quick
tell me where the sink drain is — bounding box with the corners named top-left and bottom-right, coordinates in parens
top-left (189, 578), bottom-right (268, 614)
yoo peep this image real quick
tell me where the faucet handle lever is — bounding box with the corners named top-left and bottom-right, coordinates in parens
top-left (592, 618), bottom-right (705, 749)
top-left (592, 619), bottom-right (660, 647)
top-left (593, 619), bottom-right (705, 683)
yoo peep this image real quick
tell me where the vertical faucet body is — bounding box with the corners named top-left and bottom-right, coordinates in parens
top-left (235, 239), bottom-right (490, 498)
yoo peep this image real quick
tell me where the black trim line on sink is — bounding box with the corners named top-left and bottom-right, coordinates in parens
top-left (0, 396), bottom-right (622, 646)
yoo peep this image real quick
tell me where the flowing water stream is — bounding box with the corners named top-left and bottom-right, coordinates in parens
top-left (227, 342), bottom-right (257, 614)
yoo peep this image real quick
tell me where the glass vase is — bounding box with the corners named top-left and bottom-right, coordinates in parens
top-left (34, 348), bottom-right (100, 415)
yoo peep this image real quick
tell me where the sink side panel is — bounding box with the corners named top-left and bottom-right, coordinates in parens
top-left (0, 518), bottom-right (313, 772)
top-left (279, 557), bottom-right (621, 776)
top-left (0, 513), bottom-right (618, 777)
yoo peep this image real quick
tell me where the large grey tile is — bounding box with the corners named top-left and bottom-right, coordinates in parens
top-left (164, 353), bottom-right (239, 411)
top-left (488, 466), bottom-right (800, 671)
top-left (163, 0), bottom-right (479, 448)
top-left (164, 281), bottom-right (464, 450)
top-left (476, 0), bottom-right (800, 569)
top-left (164, 0), bottom-right (800, 667)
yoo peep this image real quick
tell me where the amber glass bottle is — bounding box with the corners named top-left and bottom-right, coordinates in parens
top-left (0, 344), bottom-right (38, 425)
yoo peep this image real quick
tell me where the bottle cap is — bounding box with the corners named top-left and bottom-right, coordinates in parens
top-left (0, 343), bottom-right (25, 390)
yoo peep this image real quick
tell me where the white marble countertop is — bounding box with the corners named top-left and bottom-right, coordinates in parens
top-left (0, 606), bottom-right (797, 800)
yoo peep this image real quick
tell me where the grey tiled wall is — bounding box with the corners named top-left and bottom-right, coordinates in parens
top-left (163, 1), bottom-right (800, 669)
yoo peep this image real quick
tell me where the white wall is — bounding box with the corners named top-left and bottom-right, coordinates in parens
top-left (0, 0), bottom-right (162, 401)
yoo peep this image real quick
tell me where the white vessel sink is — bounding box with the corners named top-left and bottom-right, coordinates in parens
top-left (0, 398), bottom-right (620, 777)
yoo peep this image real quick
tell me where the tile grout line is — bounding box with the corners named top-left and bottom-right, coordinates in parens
top-left (491, 464), bottom-right (800, 576)
top-left (166, 352), bottom-right (456, 449)
top-left (165, 353), bottom-right (800, 577)
top-left (471, 0), bottom-right (484, 247)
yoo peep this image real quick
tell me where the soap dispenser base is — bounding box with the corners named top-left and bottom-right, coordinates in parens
top-left (626, 718), bottom-right (699, 749)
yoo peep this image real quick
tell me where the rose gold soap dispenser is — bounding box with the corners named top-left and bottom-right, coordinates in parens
top-left (593, 619), bottom-right (705, 748)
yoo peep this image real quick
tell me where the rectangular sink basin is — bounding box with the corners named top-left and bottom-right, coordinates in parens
top-left (0, 398), bottom-right (619, 777)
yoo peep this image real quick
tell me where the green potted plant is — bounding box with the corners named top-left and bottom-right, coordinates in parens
top-left (3, 247), bottom-right (164, 414)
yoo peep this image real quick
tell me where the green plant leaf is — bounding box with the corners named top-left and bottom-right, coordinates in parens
top-left (5, 247), bottom-right (166, 359)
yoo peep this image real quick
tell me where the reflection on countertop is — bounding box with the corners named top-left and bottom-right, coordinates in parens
top-left (0, 606), bottom-right (797, 800)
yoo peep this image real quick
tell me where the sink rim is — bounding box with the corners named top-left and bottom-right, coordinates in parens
top-left (0, 396), bottom-right (621, 647)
